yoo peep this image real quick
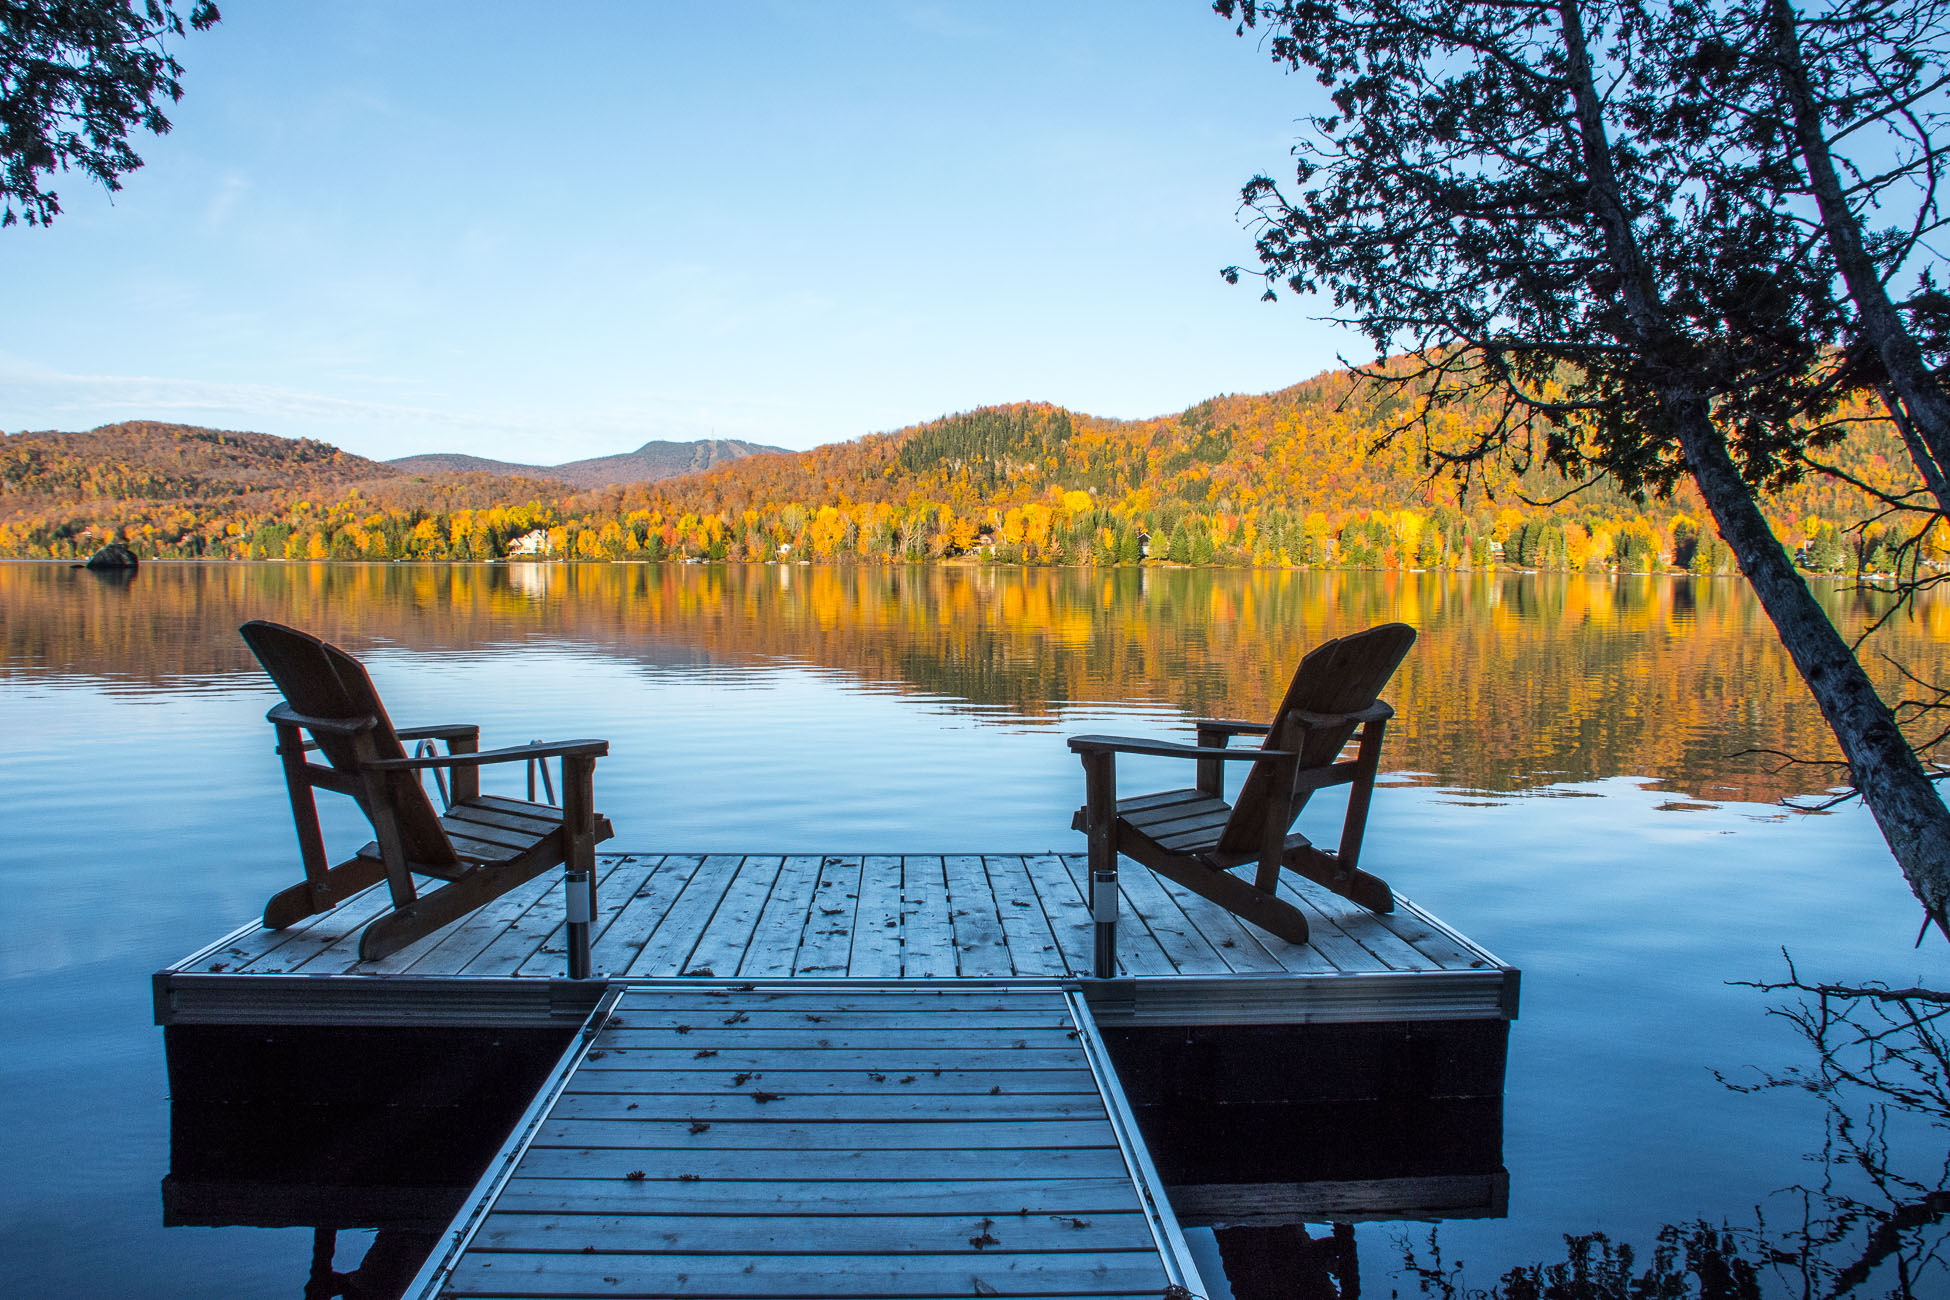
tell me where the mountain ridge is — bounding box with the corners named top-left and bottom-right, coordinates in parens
top-left (388, 438), bottom-right (789, 490)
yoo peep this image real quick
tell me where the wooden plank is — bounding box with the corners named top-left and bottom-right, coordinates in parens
top-left (240, 882), bottom-right (397, 973)
top-left (1370, 899), bottom-right (1495, 971)
top-left (605, 992), bottom-right (1070, 1015)
top-left (1107, 865), bottom-right (1226, 975)
top-left (550, 1092), bottom-right (1109, 1122)
top-left (849, 854), bottom-right (905, 978)
top-left (598, 1009), bottom-right (1073, 1030)
top-left (566, 1048), bottom-right (1091, 1072)
top-left (441, 1247), bottom-right (1168, 1297)
top-left (792, 855), bottom-right (865, 977)
top-left (943, 854), bottom-right (1013, 978)
top-left (1021, 853), bottom-right (1092, 978)
top-left (472, 1210), bottom-right (1156, 1255)
top-left (683, 855), bottom-right (786, 979)
top-left (983, 854), bottom-right (1067, 978)
top-left (899, 856), bottom-right (956, 978)
top-left (488, 1176), bottom-right (1147, 1218)
top-left (1113, 788), bottom-right (1207, 814)
top-left (394, 869), bottom-right (565, 976)
top-left (436, 855), bottom-right (646, 980)
top-left (1276, 878), bottom-right (1430, 972)
top-left (737, 854), bottom-right (824, 978)
top-left (1055, 855), bottom-right (1174, 976)
top-left (507, 1145), bottom-right (1133, 1181)
top-left (513, 857), bottom-right (660, 977)
top-left (1145, 871), bottom-right (1323, 975)
top-left (565, 1070), bottom-right (1100, 1097)
top-left (532, 1119), bottom-right (1117, 1151)
top-left (212, 906), bottom-right (354, 974)
top-left (623, 854), bottom-right (747, 977)
top-left (593, 1028), bottom-right (1083, 1051)
top-left (562, 855), bottom-right (690, 975)
top-left (443, 800), bottom-right (559, 834)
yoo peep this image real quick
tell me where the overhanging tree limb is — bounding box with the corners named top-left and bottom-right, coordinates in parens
top-left (1217, 0), bottom-right (1950, 936)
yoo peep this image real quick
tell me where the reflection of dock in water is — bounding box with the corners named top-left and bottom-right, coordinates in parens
top-left (156, 851), bottom-right (1518, 1296)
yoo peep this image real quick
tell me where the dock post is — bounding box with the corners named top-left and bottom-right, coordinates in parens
top-left (564, 866), bottom-right (593, 979)
top-left (1092, 864), bottom-right (1118, 979)
top-left (1080, 746), bottom-right (1119, 979)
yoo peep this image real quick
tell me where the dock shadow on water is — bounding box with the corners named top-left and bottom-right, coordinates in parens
top-left (1393, 975), bottom-right (1950, 1300)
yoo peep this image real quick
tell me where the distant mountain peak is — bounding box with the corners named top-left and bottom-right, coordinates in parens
top-left (388, 438), bottom-right (788, 490)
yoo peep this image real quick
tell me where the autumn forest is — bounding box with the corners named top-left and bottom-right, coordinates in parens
top-left (1, 364), bottom-right (1931, 575)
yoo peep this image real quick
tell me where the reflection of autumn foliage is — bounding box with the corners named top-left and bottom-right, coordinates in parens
top-left (1, 379), bottom-right (1932, 575)
top-left (7, 561), bottom-right (1940, 802)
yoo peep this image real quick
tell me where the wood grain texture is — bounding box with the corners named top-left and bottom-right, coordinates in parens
top-left (425, 984), bottom-right (1182, 1299)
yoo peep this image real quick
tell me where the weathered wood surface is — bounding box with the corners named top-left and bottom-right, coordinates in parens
top-left (415, 984), bottom-right (1193, 1300)
top-left (174, 852), bottom-right (1504, 985)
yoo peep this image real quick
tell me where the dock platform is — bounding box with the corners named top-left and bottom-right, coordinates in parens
top-left (156, 852), bottom-right (1516, 1029)
top-left (404, 982), bottom-right (1204, 1299)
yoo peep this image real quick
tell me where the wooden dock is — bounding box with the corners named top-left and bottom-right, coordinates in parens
top-left (156, 852), bottom-right (1516, 1029)
top-left (158, 849), bottom-right (1519, 1284)
top-left (403, 983), bottom-right (1204, 1299)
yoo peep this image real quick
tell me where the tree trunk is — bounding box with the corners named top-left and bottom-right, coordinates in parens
top-left (1674, 400), bottom-right (1950, 932)
top-left (1562, 0), bottom-right (1950, 933)
top-left (1766, 0), bottom-right (1950, 516)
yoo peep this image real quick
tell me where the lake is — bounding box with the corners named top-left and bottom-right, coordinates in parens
top-left (1, 559), bottom-right (1945, 1297)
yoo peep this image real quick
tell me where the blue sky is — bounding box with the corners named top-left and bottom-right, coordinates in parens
top-left (3, 2), bottom-right (1351, 461)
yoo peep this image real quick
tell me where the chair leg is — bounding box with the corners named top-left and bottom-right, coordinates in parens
top-left (264, 855), bottom-right (387, 928)
top-left (356, 850), bottom-right (563, 962)
top-left (1128, 851), bottom-right (1311, 945)
top-left (1284, 844), bottom-right (1395, 913)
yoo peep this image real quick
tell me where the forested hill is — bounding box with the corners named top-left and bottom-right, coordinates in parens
top-left (0, 370), bottom-right (1923, 571)
top-left (1, 421), bottom-right (395, 503)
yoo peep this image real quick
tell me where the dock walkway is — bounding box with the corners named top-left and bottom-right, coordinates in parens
top-left (405, 982), bottom-right (1205, 1300)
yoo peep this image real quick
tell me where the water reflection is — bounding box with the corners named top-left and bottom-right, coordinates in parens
top-left (1399, 977), bottom-right (1950, 1299)
top-left (4, 560), bottom-right (1941, 802)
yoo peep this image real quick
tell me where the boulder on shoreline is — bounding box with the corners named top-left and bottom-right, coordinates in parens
top-left (83, 544), bottom-right (140, 571)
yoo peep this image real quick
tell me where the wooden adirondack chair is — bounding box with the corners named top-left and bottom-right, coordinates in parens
top-left (240, 620), bottom-right (614, 962)
top-left (1068, 622), bottom-right (1416, 945)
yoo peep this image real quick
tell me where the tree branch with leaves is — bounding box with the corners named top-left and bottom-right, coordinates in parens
top-left (1, 0), bottom-right (221, 227)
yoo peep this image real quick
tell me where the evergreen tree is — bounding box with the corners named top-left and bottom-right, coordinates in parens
top-left (1219, 0), bottom-right (1950, 930)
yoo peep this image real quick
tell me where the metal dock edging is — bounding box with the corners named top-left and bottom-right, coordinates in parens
top-left (400, 986), bottom-right (625, 1300)
top-left (1065, 987), bottom-right (1207, 1296)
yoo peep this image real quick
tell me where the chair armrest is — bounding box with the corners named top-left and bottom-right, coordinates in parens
top-left (1067, 734), bottom-right (1293, 762)
top-left (395, 723), bottom-right (481, 743)
top-left (267, 703), bottom-right (378, 736)
top-left (366, 739), bottom-right (609, 771)
top-left (1193, 718), bottom-right (1271, 737)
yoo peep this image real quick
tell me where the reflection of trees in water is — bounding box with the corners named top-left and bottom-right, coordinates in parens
top-left (5, 561), bottom-right (1943, 798)
top-left (1399, 976), bottom-right (1950, 1299)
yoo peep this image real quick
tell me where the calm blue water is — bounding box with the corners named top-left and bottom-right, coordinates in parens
top-left (0, 560), bottom-right (1943, 1296)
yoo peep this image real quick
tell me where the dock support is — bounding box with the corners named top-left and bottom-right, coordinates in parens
top-left (563, 866), bottom-right (593, 979)
top-left (1092, 864), bottom-right (1118, 979)
top-left (1081, 748), bottom-right (1119, 979)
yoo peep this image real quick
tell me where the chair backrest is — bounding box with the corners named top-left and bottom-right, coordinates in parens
top-left (240, 619), bottom-right (455, 867)
top-left (1215, 622), bottom-right (1417, 855)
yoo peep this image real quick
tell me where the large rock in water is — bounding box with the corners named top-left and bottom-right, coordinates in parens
top-left (84, 543), bottom-right (139, 571)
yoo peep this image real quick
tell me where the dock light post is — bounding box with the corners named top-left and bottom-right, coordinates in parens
top-left (1092, 866), bottom-right (1117, 980)
top-left (564, 866), bottom-right (594, 979)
